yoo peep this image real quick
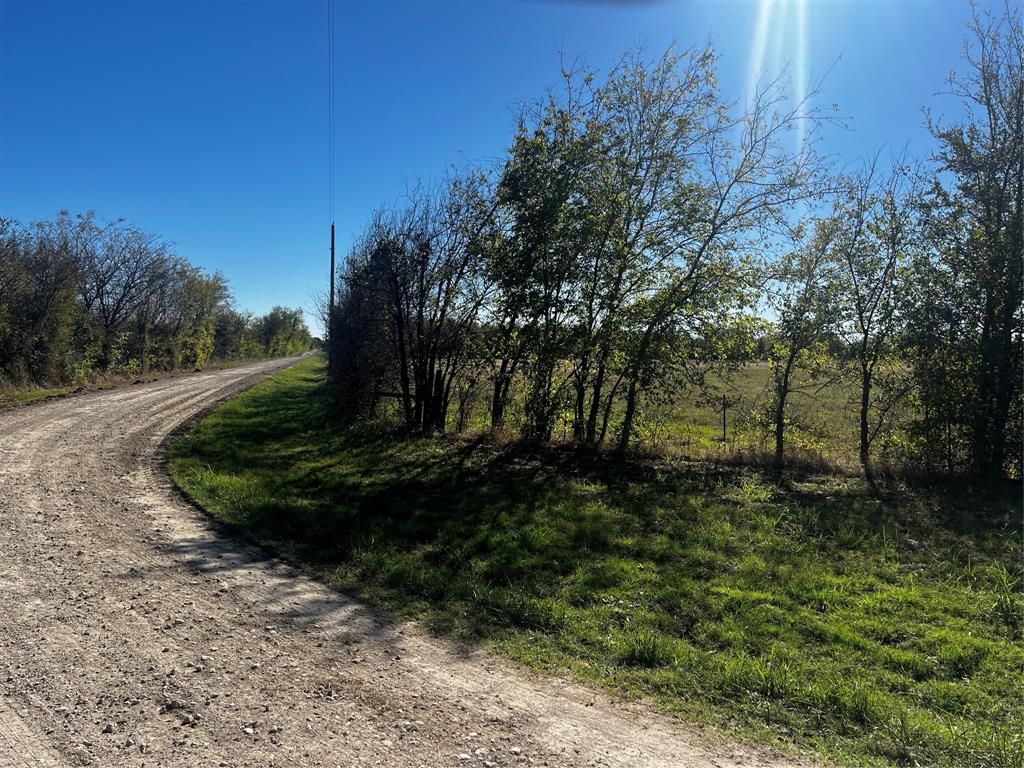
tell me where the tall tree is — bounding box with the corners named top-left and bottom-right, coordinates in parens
top-left (496, 95), bottom-right (592, 442)
top-left (334, 176), bottom-right (494, 433)
top-left (571, 46), bottom-right (721, 448)
top-left (918, 2), bottom-right (1023, 477)
top-left (615, 70), bottom-right (833, 454)
top-left (767, 221), bottom-right (840, 468)
top-left (833, 160), bottom-right (918, 482)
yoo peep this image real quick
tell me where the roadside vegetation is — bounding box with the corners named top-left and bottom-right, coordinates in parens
top-left (170, 356), bottom-right (1024, 768)
top-left (327, 4), bottom-right (1021, 482)
top-left (0, 357), bottom-right (295, 409)
top-left (0, 384), bottom-right (76, 408)
top-left (0, 214), bottom-right (313, 395)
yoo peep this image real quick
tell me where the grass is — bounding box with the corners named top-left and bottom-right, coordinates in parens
top-left (169, 356), bottom-right (1024, 768)
top-left (0, 385), bottom-right (75, 407)
top-left (637, 364), bottom-right (865, 466)
top-left (0, 355), bottom-right (297, 410)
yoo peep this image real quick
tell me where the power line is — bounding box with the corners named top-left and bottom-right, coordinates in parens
top-left (327, 0), bottom-right (336, 348)
top-left (327, 0), bottom-right (335, 223)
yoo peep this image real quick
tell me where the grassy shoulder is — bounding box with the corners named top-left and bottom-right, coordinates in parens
top-left (168, 356), bottom-right (1024, 768)
top-left (0, 385), bottom-right (76, 407)
top-left (0, 356), bottom-right (294, 410)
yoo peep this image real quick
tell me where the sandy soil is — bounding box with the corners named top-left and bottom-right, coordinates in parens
top-left (0, 358), bottom-right (810, 768)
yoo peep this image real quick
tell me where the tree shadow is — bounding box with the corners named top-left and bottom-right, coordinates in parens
top-left (172, 368), bottom-right (1022, 645)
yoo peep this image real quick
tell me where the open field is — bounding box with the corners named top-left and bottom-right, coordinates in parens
top-left (406, 361), bottom-right (902, 472)
top-left (170, 356), bottom-right (1024, 768)
top-left (0, 346), bottom-right (933, 475)
top-left (631, 365), bottom-right (865, 466)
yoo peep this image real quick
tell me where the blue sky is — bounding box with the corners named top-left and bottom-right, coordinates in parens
top-left (0, 0), bottom-right (993, 334)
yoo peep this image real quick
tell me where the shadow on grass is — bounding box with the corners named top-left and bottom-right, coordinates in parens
top-left (171, 359), bottom-right (1021, 640)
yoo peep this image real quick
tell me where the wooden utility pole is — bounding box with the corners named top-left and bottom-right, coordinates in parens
top-left (329, 222), bottom-right (335, 312)
top-left (326, 0), bottom-right (336, 374)
top-left (327, 221), bottom-right (335, 376)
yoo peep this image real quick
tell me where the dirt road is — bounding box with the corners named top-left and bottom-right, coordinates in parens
top-left (0, 358), bottom-right (805, 768)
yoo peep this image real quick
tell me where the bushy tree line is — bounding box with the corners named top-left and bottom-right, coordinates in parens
top-left (328, 5), bottom-right (1021, 480)
top-left (0, 212), bottom-right (312, 386)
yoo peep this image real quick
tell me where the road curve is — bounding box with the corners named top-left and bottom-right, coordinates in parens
top-left (0, 358), bottom-right (806, 768)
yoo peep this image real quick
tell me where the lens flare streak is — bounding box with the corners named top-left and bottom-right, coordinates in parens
top-left (745, 0), bottom-right (809, 155)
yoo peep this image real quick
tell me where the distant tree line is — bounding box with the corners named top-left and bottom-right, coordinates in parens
top-left (0, 212), bottom-right (312, 386)
top-left (328, 5), bottom-right (1021, 480)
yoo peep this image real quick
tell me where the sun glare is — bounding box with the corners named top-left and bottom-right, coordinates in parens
top-left (746, 0), bottom-right (810, 154)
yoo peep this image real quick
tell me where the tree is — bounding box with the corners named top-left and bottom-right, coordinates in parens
top-left (77, 215), bottom-right (170, 370)
top-left (570, 46), bottom-right (720, 448)
top-left (331, 175), bottom-right (493, 433)
top-left (767, 221), bottom-right (840, 468)
top-left (0, 212), bottom-right (306, 387)
top-left (833, 160), bottom-right (918, 482)
top-left (495, 93), bottom-right (592, 442)
top-left (912, 1), bottom-right (1023, 478)
top-left (255, 306), bottom-right (312, 358)
top-left (614, 69), bottom-right (833, 454)
top-left (0, 215), bottom-right (81, 383)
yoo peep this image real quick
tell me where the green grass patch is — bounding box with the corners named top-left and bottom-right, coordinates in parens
top-left (0, 385), bottom-right (75, 406)
top-left (169, 356), bottom-right (1024, 768)
top-left (0, 355), bottom-right (293, 409)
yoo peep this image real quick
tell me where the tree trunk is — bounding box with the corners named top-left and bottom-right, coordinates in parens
top-left (972, 304), bottom-right (996, 476)
top-left (572, 378), bottom-right (586, 443)
top-left (431, 368), bottom-right (446, 433)
top-left (456, 388), bottom-right (470, 433)
top-left (394, 322), bottom-right (413, 429)
top-left (490, 359), bottom-right (510, 430)
top-left (859, 364), bottom-right (872, 475)
top-left (617, 326), bottom-right (655, 455)
top-left (773, 391), bottom-right (787, 468)
top-left (617, 376), bottom-right (639, 455)
top-left (585, 349), bottom-right (609, 446)
top-left (598, 372), bottom-right (624, 446)
top-left (773, 351), bottom-right (797, 469)
top-left (100, 335), bottom-right (114, 372)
